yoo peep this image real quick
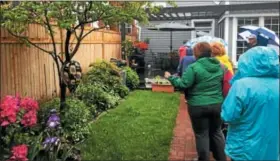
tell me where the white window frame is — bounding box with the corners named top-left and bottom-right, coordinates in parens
top-left (264, 16), bottom-right (280, 37)
top-left (119, 23), bottom-right (132, 34)
top-left (191, 19), bottom-right (215, 39)
top-left (229, 13), bottom-right (279, 66)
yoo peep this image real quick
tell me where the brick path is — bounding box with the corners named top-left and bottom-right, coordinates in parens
top-left (168, 94), bottom-right (197, 161)
top-left (168, 94), bottom-right (229, 161)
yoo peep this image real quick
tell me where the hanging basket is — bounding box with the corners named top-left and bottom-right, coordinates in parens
top-left (61, 60), bottom-right (82, 93)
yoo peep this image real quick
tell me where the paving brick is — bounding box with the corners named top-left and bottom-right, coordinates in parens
top-left (177, 151), bottom-right (185, 158)
top-left (169, 94), bottom-right (197, 161)
top-left (169, 94), bottom-right (231, 161)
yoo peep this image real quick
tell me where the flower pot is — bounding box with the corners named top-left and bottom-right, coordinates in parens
top-left (152, 84), bottom-right (174, 93)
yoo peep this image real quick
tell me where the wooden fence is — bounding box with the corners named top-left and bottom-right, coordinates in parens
top-left (0, 24), bottom-right (136, 100)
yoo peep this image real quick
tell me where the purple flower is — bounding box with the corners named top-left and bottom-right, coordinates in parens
top-left (43, 137), bottom-right (60, 149)
top-left (46, 110), bottom-right (60, 128)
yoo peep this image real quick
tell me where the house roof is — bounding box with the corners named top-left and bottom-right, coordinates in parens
top-left (147, 2), bottom-right (279, 21)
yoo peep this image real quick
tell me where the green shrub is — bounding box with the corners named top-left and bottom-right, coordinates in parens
top-left (83, 60), bottom-right (129, 98)
top-left (114, 84), bottom-right (129, 98)
top-left (62, 98), bottom-right (92, 143)
top-left (84, 60), bottom-right (121, 87)
top-left (75, 84), bottom-right (120, 116)
top-left (123, 66), bottom-right (140, 89)
top-left (39, 97), bottom-right (91, 143)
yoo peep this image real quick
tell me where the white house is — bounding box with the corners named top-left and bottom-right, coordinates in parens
top-left (141, 1), bottom-right (279, 65)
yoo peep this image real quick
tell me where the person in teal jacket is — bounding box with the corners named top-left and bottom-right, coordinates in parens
top-left (221, 46), bottom-right (279, 161)
top-left (165, 42), bottom-right (226, 161)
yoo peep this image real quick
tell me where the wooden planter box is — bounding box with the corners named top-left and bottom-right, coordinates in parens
top-left (152, 84), bottom-right (174, 93)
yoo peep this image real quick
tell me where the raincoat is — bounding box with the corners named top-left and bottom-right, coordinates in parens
top-left (221, 46), bottom-right (279, 160)
top-left (215, 55), bottom-right (234, 74)
top-left (169, 57), bottom-right (224, 106)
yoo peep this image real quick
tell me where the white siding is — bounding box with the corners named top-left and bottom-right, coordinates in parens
top-left (141, 21), bottom-right (192, 53)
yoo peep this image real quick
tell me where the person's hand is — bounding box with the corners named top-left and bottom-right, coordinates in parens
top-left (164, 71), bottom-right (171, 79)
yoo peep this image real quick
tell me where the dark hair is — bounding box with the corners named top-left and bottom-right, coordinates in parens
top-left (193, 42), bottom-right (212, 59)
top-left (183, 40), bottom-right (188, 44)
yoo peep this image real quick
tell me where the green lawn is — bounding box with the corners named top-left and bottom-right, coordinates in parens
top-left (80, 90), bottom-right (180, 160)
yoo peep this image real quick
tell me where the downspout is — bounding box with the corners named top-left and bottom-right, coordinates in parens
top-left (136, 25), bottom-right (141, 41)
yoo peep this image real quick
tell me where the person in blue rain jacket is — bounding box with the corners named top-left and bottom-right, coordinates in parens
top-left (221, 46), bottom-right (279, 161)
top-left (177, 47), bottom-right (196, 77)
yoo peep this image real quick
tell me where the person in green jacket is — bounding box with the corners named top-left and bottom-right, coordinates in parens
top-left (165, 42), bottom-right (226, 161)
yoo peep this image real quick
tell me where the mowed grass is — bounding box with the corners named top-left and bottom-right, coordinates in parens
top-left (80, 90), bottom-right (180, 160)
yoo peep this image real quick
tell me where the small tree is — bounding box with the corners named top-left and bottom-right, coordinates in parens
top-left (0, 1), bottom-right (163, 109)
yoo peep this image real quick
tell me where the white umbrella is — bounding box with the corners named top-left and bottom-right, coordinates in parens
top-left (185, 36), bottom-right (228, 49)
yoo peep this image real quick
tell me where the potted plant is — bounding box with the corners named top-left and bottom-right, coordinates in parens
top-left (151, 76), bottom-right (174, 93)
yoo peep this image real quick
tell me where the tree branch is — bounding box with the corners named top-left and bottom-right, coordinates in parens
top-left (81, 26), bottom-right (106, 41)
top-left (74, 30), bottom-right (79, 40)
top-left (73, 20), bottom-right (95, 30)
top-left (7, 30), bottom-right (52, 54)
top-left (72, 8), bottom-right (105, 31)
top-left (44, 8), bottom-right (57, 57)
top-left (56, 54), bottom-right (63, 64)
top-left (69, 25), bottom-right (84, 59)
top-left (64, 29), bottom-right (72, 61)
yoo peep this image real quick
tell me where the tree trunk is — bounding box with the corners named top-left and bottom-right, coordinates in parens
top-left (60, 30), bottom-right (72, 111)
top-left (60, 82), bottom-right (67, 110)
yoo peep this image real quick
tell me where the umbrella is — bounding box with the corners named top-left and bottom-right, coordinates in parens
top-left (147, 22), bottom-right (195, 52)
top-left (239, 25), bottom-right (280, 46)
top-left (185, 36), bottom-right (228, 49)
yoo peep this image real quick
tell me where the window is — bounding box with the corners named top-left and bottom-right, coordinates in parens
top-left (236, 17), bottom-right (259, 60)
top-left (119, 23), bottom-right (132, 34)
top-left (264, 17), bottom-right (280, 38)
top-left (194, 22), bottom-right (212, 27)
top-left (218, 20), bottom-right (225, 39)
top-left (192, 20), bottom-right (213, 38)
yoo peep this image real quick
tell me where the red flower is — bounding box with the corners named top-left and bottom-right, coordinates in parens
top-left (0, 96), bottom-right (20, 126)
top-left (0, 95), bottom-right (39, 127)
top-left (21, 110), bottom-right (37, 127)
top-left (20, 97), bottom-right (39, 112)
top-left (8, 144), bottom-right (28, 161)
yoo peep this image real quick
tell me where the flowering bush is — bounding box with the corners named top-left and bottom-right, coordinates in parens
top-left (8, 144), bottom-right (28, 161)
top-left (0, 95), bottom-right (40, 161)
top-left (0, 95), bottom-right (38, 127)
top-left (38, 97), bottom-right (92, 160)
top-left (0, 95), bottom-right (20, 126)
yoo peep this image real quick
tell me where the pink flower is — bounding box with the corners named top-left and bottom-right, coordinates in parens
top-left (21, 110), bottom-right (37, 127)
top-left (8, 144), bottom-right (28, 161)
top-left (0, 96), bottom-right (20, 126)
top-left (0, 95), bottom-right (39, 127)
top-left (20, 97), bottom-right (39, 112)
top-left (1, 120), bottom-right (10, 126)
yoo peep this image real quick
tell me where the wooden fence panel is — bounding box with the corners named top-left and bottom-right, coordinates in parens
top-left (1, 24), bottom-right (135, 100)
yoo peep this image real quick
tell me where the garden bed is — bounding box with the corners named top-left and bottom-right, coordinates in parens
top-left (80, 90), bottom-right (180, 160)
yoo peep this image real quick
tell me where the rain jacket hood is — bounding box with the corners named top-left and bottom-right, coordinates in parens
top-left (221, 46), bottom-right (279, 160)
top-left (231, 46), bottom-right (279, 84)
top-left (196, 57), bottom-right (221, 73)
